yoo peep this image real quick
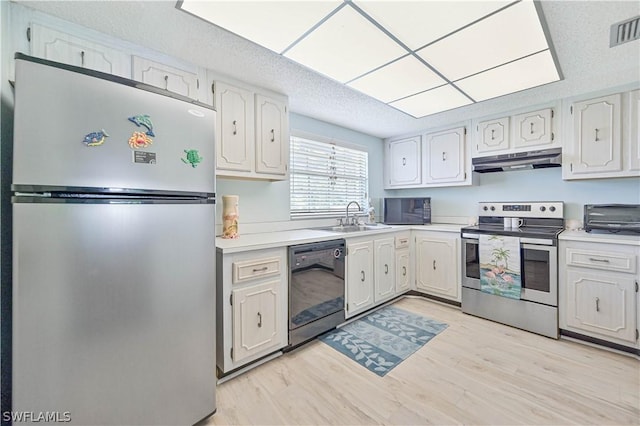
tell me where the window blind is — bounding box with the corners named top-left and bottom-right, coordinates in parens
top-left (290, 135), bottom-right (369, 218)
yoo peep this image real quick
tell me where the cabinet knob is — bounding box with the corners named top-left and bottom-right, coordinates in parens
top-left (257, 312), bottom-right (262, 328)
top-left (433, 260), bottom-right (436, 270)
top-left (402, 157), bottom-right (406, 166)
top-left (402, 266), bottom-right (407, 276)
top-left (530, 122), bottom-right (534, 134)
top-left (361, 271), bottom-right (365, 282)
top-left (270, 129), bottom-right (275, 142)
top-left (594, 128), bottom-right (599, 142)
top-left (491, 129), bottom-right (495, 140)
top-left (595, 297), bottom-right (600, 312)
top-left (384, 264), bottom-right (389, 275)
top-left (442, 151), bottom-right (446, 161)
top-left (232, 120), bottom-right (237, 135)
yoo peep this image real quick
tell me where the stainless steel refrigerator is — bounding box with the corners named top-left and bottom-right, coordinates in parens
top-left (11, 53), bottom-right (216, 425)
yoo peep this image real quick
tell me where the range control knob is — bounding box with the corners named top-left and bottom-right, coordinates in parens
top-left (540, 206), bottom-right (546, 212)
top-left (549, 206), bottom-right (556, 212)
top-left (483, 206), bottom-right (489, 211)
top-left (490, 206), bottom-right (496, 211)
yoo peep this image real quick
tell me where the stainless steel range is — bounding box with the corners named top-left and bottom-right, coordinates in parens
top-left (461, 202), bottom-right (564, 339)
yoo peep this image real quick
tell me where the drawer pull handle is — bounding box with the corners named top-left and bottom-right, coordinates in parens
top-left (588, 258), bottom-right (610, 263)
top-left (252, 266), bottom-right (269, 273)
top-left (595, 297), bottom-right (600, 312)
top-left (257, 312), bottom-right (262, 328)
top-left (360, 271), bottom-right (365, 282)
top-left (384, 264), bottom-right (389, 275)
top-left (402, 266), bottom-right (407, 276)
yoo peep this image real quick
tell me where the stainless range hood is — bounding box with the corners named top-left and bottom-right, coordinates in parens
top-left (472, 148), bottom-right (562, 173)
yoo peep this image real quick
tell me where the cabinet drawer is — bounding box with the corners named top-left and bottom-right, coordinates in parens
top-left (395, 235), bottom-right (410, 249)
top-left (565, 248), bottom-right (636, 273)
top-left (233, 257), bottom-right (281, 284)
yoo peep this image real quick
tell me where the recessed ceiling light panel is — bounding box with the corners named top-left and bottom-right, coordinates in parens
top-left (354, 0), bottom-right (512, 50)
top-left (178, 0), bottom-right (342, 53)
top-left (417, 0), bottom-right (550, 81)
top-left (389, 85), bottom-right (472, 118)
top-left (455, 50), bottom-right (560, 101)
top-left (347, 55), bottom-right (446, 103)
top-left (284, 5), bottom-right (407, 83)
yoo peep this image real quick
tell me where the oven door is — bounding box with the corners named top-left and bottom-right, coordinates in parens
top-left (520, 242), bottom-right (557, 306)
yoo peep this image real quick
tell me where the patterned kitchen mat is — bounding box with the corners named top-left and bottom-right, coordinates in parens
top-left (319, 305), bottom-right (448, 377)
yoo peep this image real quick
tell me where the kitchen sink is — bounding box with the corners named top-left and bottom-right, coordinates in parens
top-left (313, 224), bottom-right (390, 233)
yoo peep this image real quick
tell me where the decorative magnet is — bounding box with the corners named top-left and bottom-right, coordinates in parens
top-left (128, 131), bottom-right (153, 149)
top-left (128, 114), bottom-right (155, 137)
top-left (181, 149), bottom-right (203, 168)
top-left (82, 129), bottom-right (109, 147)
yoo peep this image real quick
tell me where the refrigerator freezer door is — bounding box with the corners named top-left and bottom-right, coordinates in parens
top-left (13, 201), bottom-right (216, 425)
top-left (13, 57), bottom-right (215, 194)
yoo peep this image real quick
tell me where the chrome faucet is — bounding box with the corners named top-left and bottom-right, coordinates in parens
top-left (345, 201), bottom-right (362, 226)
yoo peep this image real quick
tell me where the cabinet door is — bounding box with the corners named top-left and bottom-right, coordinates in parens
top-left (628, 89), bottom-right (640, 172)
top-left (387, 137), bottom-right (421, 186)
top-left (232, 280), bottom-right (283, 363)
top-left (565, 269), bottom-right (636, 343)
top-left (346, 240), bottom-right (374, 317)
top-left (415, 235), bottom-right (458, 300)
top-left (255, 94), bottom-right (288, 176)
top-left (570, 93), bottom-right (622, 175)
top-left (476, 117), bottom-right (509, 153)
top-left (30, 23), bottom-right (130, 77)
top-left (215, 82), bottom-right (255, 173)
top-left (374, 238), bottom-right (396, 303)
top-left (395, 248), bottom-right (411, 294)
top-left (132, 56), bottom-right (199, 99)
top-left (425, 127), bottom-right (466, 184)
top-left (512, 108), bottom-right (554, 148)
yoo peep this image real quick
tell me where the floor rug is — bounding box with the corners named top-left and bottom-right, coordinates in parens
top-left (319, 305), bottom-right (448, 377)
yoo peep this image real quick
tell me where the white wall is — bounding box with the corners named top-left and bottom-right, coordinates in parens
top-left (215, 112), bottom-right (385, 228)
top-left (387, 168), bottom-right (639, 221)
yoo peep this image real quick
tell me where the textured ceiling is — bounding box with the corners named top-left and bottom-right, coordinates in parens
top-left (15, 1), bottom-right (640, 139)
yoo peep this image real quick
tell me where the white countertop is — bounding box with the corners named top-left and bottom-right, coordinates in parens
top-left (559, 230), bottom-right (640, 247)
top-left (216, 223), bottom-right (464, 253)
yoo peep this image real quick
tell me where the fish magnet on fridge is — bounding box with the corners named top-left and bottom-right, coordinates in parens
top-left (82, 129), bottom-right (109, 147)
top-left (128, 114), bottom-right (155, 137)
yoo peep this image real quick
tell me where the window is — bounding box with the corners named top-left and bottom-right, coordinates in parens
top-left (290, 134), bottom-right (369, 219)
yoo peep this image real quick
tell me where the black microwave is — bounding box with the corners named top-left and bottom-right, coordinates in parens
top-left (383, 198), bottom-right (431, 225)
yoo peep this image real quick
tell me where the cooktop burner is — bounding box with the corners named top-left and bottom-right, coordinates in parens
top-left (462, 201), bottom-right (565, 240)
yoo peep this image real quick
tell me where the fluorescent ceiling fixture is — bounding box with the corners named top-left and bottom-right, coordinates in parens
top-left (417, 0), bottom-right (550, 81)
top-left (456, 50), bottom-right (560, 101)
top-left (284, 6), bottom-right (406, 83)
top-left (178, 0), bottom-right (342, 53)
top-left (353, 0), bottom-right (512, 50)
top-left (389, 85), bottom-right (473, 118)
top-left (347, 55), bottom-right (446, 103)
top-left (178, 0), bottom-right (561, 118)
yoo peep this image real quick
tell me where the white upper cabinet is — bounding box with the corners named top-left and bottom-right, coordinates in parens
top-left (215, 82), bottom-right (255, 173)
top-left (512, 108), bottom-right (554, 148)
top-left (384, 125), bottom-right (472, 189)
top-left (627, 89), bottom-right (640, 172)
top-left (29, 23), bottom-right (130, 78)
top-left (255, 94), bottom-right (289, 177)
top-left (424, 126), bottom-right (466, 184)
top-left (562, 91), bottom-right (640, 180)
top-left (476, 117), bottom-right (509, 154)
top-left (473, 106), bottom-right (559, 158)
top-left (385, 136), bottom-right (422, 187)
top-left (211, 76), bottom-right (290, 181)
top-left (132, 56), bottom-right (200, 100)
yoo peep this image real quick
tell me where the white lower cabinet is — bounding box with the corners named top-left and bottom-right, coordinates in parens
top-left (414, 231), bottom-right (460, 302)
top-left (346, 233), bottom-right (403, 318)
top-left (374, 237), bottom-right (396, 303)
top-left (346, 239), bottom-right (374, 318)
top-left (560, 240), bottom-right (639, 348)
top-left (216, 247), bottom-right (287, 375)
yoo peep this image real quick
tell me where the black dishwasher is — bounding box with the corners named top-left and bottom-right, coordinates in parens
top-left (288, 239), bottom-right (345, 348)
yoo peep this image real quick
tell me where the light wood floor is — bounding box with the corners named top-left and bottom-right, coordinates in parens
top-left (206, 297), bottom-right (640, 425)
